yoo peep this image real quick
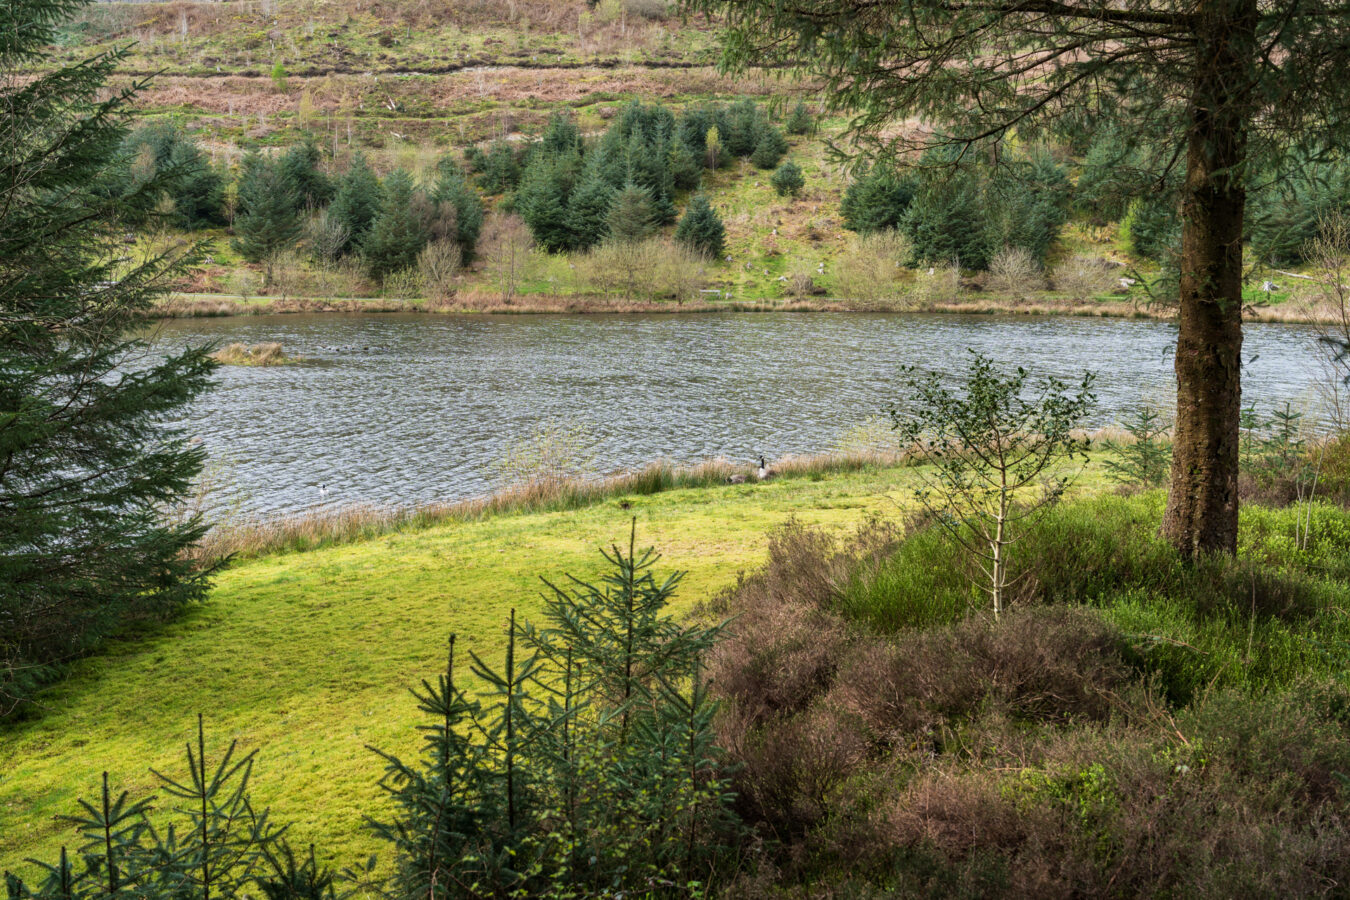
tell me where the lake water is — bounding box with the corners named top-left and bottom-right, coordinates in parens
top-left (152, 312), bottom-right (1330, 517)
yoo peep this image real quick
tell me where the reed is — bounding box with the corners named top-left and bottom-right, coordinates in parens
top-left (189, 451), bottom-right (916, 563)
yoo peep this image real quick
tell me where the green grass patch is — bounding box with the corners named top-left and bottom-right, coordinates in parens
top-left (0, 462), bottom-right (930, 874)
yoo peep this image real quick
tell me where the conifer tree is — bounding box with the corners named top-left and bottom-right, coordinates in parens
top-left (785, 100), bottom-right (814, 135)
top-left (515, 156), bottom-right (575, 253)
top-left (675, 194), bottom-right (726, 259)
top-left (478, 141), bottom-right (521, 194)
top-left (116, 122), bottom-right (225, 230)
top-left (431, 160), bottom-right (485, 263)
top-left (232, 152), bottom-right (304, 275)
top-left (278, 138), bottom-right (334, 210)
top-left (749, 124), bottom-right (788, 169)
top-left (841, 166), bottom-right (916, 233)
top-left (902, 148), bottom-right (993, 269)
top-left (667, 140), bottom-right (702, 191)
top-left (770, 159), bottom-right (805, 198)
top-left (5, 716), bottom-right (307, 897)
top-left (362, 169), bottom-right (430, 282)
top-left (0, 0), bottom-right (216, 714)
top-left (607, 183), bottom-right (656, 244)
top-left (567, 170), bottom-right (616, 251)
top-left (624, 132), bottom-right (677, 224)
top-left (692, 0), bottom-right (1350, 555)
top-left (328, 152), bottom-right (383, 257)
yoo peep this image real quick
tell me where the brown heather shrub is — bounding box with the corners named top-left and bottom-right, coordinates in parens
top-left (712, 518), bottom-right (1350, 896)
top-left (832, 609), bottom-right (1131, 745)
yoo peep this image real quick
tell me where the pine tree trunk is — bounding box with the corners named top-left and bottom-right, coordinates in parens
top-left (1161, 0), bottom-right (1257, 558)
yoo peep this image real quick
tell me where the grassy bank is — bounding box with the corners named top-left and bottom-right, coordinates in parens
top-left (0, 459), bottom-right (952, 874)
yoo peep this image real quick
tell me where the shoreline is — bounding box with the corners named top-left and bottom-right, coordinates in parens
top-left (153, 291), bottom-right (1326, 324)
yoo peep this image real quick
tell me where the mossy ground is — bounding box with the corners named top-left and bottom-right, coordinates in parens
top-left (1, 461), bottom-right (987, 875)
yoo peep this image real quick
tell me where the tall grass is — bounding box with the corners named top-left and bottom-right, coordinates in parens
top-left (191, 450), bottom-right (916, 563)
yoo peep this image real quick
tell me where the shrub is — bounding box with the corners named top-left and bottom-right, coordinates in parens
top-left (908, 261), bottom-right (963, 303)
top-left (770, 159), bottom-right (805, 197)
top-left (418, 239), bottom-right (461, 300)
top-left (479, 211), bottom-right (533, 302)
top-left (832, 229), bottom-right (909, 301)
top-left (675, 193), bottom-right (726, 259)
top-left (985, 245), bottom-right (1044, 298)
top-left (574, 238), bottom-right (706, 301)
top-left (1053, 255), bottom-right (1120, 299)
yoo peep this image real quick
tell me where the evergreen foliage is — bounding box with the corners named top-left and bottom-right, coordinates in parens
top-left (1075, 127), bottom-right (1156, 224)
top-left (3, 717), bottom-right (327, 899)
top-left (566, 170), bottom-right (616, 251)
top-left (0, 0), bottom-right (215, 715)
top-left (992, 150), bottom-right (1071, 263)
top-left (667, 140), bottom-right (702, 191)
top-left (476, 141), bottom-right (522, 194)
top-left (327, 152), bottom-right (383, 257)
top-left (841, 166), bottom-right (916, 233)
top-left (116, 122), bottom-right (225, 229)
top-left (1105, 404), bottom-right (1173, 487)
top-left (1122, 192), bottom-right (1181, 262)
top-left (785, 100), bottom-right (814, 135)
top-left (431, 159), bottom-right (485, 263)
top-left (1249, 153), bottom-right (1350, 264)
top-left (362, 169), bottom-right (430, 283)
top-left (278, 139), bottom-right (334, 210)
top-left (674, 194), bottom-right (726, 259)
top-left (231, 153), bottom-right (304, 264)
top-left (367, 523), bottom-right (739, 898)
top-left (515, 154), bottom-right (578, 253)
top-left (607, 183), bottom-right (657, 244)
top-left (749, 124), bottom-right (788, 169)
top-left (902, 150), bottom-right (994, 269)
top-left (770, 159), bottom-right (806, 197)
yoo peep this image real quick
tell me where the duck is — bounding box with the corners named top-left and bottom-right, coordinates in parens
top-left (756, 456), bottom-right (775, 481)
top-left (319, 483), bottom-right (328, 500)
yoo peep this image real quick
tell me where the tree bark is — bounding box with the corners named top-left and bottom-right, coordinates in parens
top-left (1160, 0), bottom-right (1257, 558)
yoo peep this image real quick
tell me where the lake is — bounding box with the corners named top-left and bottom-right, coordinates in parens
top-left (153, 312), bottom-right (1330, 517)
